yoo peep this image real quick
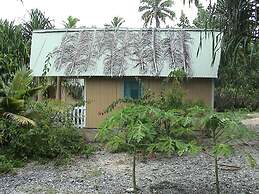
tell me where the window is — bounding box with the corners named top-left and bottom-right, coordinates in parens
top-left (124, 79), bottom-right (142, 99)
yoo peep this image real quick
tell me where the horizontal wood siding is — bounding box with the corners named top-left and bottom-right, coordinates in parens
top-left (86, 77), bottom-right (212, 128)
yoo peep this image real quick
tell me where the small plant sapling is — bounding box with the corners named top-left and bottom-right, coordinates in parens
top-left (202, 112), bottom-right (256, 194)
top-left (97, 105), bottom-right (158, 193)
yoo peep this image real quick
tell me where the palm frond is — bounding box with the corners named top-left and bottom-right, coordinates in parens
top-left (103, 31), bottom-right (133, 76)
top-left (3, 112), bottom-right (36, 127)
top-left (163, 31), bottom-right (192, 72)
top-left (63, 16), bottom-right (79, 28)
top-left (9, 69), bottom-right (33, 98)
top-left (53, 30), bottom-right (100, 75)
top-left (131, 31), bottom-right (151, 74)
top-left (22, 8), bottom-right (54, 41)
top-left (160, 0), bottom-right (173, 8)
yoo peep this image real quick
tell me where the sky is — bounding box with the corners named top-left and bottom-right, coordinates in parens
top-left (0, 0), bottom-right (215, 28)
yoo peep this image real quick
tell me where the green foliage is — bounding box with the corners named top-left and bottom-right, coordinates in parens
top-left (0, 69), bottom-right (41, 126)
top-left (192, 1), bottom-right (258, 111)
top-left (0, 100), bottom-right (88, 162)
top-left (0, 155), bottom-right (14, 174)
top-left (81, 144), bottom-right (96, 158)
top-left (98, 93), bottom-right (203, 156)
top-left (0, 20), bottom-right (29, 83)
top-left (0, 154), bottom-right (25, 174)
top-left (98, 76), bottom-right (205, 193)
top-left (63, 16), bottom-right (80, 28)
top-left (63, 79), bottom-right (84, 100)
top-left (201, 111), bottom-right (257, 194)
top-left (245, 152), bottom-right (257, 168)
top-left (212, 144), bottom-right (233, 157)
top-left (215, 44), bottom-right (259, 111)
top-left (22, 9), bottom-right (54, 41)
top-left (203, 112), bottom-right (256, 146)
top-left (192, 4), bottom-right (220, 29)
top-left (105, 16), bottom-right (125, 29)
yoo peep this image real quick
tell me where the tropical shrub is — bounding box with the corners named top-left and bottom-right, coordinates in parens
top-left (0, 69), bottom-right (92, 174)
top-left (0, 155), bottom-right (14, 174)
top-left (1, 100), bottom-right (85, 159)
top-left (0, 154), bottom-right (25, 174)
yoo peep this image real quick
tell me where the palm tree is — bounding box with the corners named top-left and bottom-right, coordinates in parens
top-left (177, 10), bottom-right (191, 28)
top-left (139, 0), bottom-right (175, 28)
top-left (63, 16), bottom-right (80, 28)
top-left (104, 16), bottom-right (125, 30)
top-left (111, 16), bottom-right (125, 28)
top-left (22, 9), bottom-right (53, 41)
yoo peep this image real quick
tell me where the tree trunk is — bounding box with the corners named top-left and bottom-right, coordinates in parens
top-left (37, 77), bottom-right (42, 101)
top-left (213, 128), bottom-right (220, 194)
top-left (132, 147), bottom-right (137, 194)
top-left (56, 76), bottom-right (61, 100)
top-left (214, 156), bottom-right (220, 194)
top-left (155, 17), bottom-right (160, 28)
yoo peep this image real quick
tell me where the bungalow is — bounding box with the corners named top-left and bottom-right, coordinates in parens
top-left (30, 28), bottom-right (221, 128)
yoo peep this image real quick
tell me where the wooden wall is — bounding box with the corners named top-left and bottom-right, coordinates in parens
top-left (85, 77), bottom-right (213, 128)
top-left (86, 78), bottom-right (123, 128)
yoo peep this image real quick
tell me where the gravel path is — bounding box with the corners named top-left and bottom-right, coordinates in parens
top-left (1, 150), bottom-right (259, 194)
top-left (1, 114), bottom-right (259, 194)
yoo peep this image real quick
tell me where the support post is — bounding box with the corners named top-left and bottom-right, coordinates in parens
top-left (56, 76), bottom-right (62, 100)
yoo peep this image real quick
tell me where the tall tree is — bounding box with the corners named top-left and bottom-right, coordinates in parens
top-left (21, 9), bottom-right (54, 100)
top-left (177, 10), bottom-right (191, 28)
top-left (139, 0), bottom-right (175, 28)
top-left (192, 3), bottom-right (220, 29)
top-left (0, 20), bottom-right (29, 84)
top-left (185, 0), bottom-right (258, 110)
top-left (22, 9), bottom-right (54, 41)
top-left (208, 0), bottom-right (258, 110)
top-left (63, 16), bottom-right (80, 28)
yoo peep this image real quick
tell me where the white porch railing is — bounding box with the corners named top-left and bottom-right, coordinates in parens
top-left (71, 106), bottom-right (86, 128)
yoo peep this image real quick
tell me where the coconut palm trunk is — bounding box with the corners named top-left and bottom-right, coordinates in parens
top-left (156, 17), bottom-right (160, 28)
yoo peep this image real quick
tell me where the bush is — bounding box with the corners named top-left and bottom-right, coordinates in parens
top-left (0, 155), bottom-right (14, 174)
top-left (0, 100), bottom-right (87, 160)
